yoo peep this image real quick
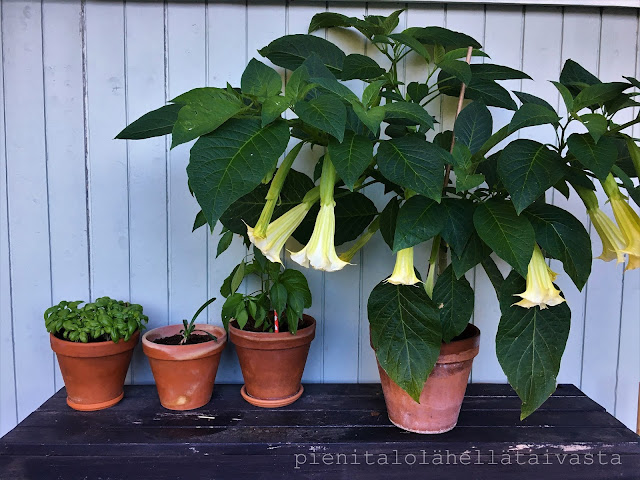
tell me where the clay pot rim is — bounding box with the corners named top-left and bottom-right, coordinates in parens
top-left (50, 330), bottom-right (140, 358)
top-left (229, 314), bottom-right (316, 350)
top-left (439, 323), bottom-right (481, 362)
top-left (142, 324), bottom-right (227, 361)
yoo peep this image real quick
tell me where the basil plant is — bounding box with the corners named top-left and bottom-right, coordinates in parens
top-left (117, 10), bottom-right (640, 419)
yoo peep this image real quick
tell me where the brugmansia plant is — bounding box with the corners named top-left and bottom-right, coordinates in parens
top-left (117, 9), bottom-right (640, 419)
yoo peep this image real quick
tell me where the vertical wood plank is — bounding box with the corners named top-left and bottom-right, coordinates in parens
top-left (85, 0), bottom-right (129, 301)
top-left (358, 2), bottom-right (405, 383)
top-left (0, 0), bottom-right (17, 437)
top-left (471, 5), bottom-right (523, 383)
top-left (615, 11), bottom-right (640, 429)
top-left (41, 0), bottom-right (90, 390)
top-left (166, 1), bottom-right (208, 347)
top-left (124, 1), bottom-right (168, 384)
top-left (2, 0), bottom-right (55, 420)
top-left (581, 8), bottom-right (636, 413)
top-left (208, 0), bottom-right (248, 383)
top-left (321, 1), bottom-right (367, 383)
top-left (553, 7), bottom-right (601, 385)
top-left (286, 1), bottom-right (326, 383)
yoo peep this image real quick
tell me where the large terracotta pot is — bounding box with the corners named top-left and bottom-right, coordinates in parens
top-left (50, 331), bottom-right (139, 411)
top-left (374, 323), bottom-right (480, 434)
top-left (142, 324), bottom-right (227, 410)
top-left (229, 315), bottom-right (315, 408)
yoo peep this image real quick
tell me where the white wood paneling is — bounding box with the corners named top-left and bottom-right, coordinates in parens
top-left (1, 1), bottom-right (638, 436)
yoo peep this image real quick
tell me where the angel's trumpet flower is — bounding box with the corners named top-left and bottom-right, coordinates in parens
top-left (290, 155), bottom-right (349, 272)
top-left (602, 174), bottom-right (640, 271)
top-left (513, 245), bottom-right (565, 309)
top-left (577, 186), bottom-right (626, 264)
top-left (386, 247), bottom-right (421, 286)
top-left (247, 187), bottom-right (319, 264)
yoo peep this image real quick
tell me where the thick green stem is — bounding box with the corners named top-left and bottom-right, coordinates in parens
top-left (424, 235), bottom-right (441, 298)
top-left (576, 186), bottom-right (600, 210)
top-left (254, 142), bottom-right (304, 238)
top-left (339, 217), bottom-right (380, 263)
top-left (319, 153), bottom-right (338, 207)
top-left (601, 173), bottom-right (624, 200)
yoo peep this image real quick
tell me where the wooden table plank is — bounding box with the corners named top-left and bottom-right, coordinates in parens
top-left (1, 384), bottom-right (638, 480)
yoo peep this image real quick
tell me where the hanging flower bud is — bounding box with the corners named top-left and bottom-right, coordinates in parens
top-left (247, 187), bottom-right (320, 264)
top-left (386, 247), bottom-right (421, 286)
top-left (338, 217), bottom-right (380, 263)
top-left (602, 174), bottom-right (640, 269)
top-left (514, 245), bottom-right (566, 309)
top-left (290, 154), bottom-right (349, 272)
top-left (577, 186), bottom-right (626, 264)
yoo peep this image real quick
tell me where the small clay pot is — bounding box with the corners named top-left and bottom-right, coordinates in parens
top-left (142, 324), bottom-right (227, 410)
top-left (50, 331), bottom-right (139, 411)
top-left (374, 324), bottom-right (480, 434)
top-left (229, 315), bottom-right (315, 408)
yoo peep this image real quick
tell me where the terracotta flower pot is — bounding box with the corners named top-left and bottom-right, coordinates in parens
top-left (50, 331), bottom-right (139, 411)
top-left (142, 324), bottom-right (227, 410)
top-left (374, 323), bottom-right (480, 434)
top-left (229, 315), bottom-right (315, 408)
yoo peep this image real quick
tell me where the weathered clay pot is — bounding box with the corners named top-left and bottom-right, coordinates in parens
top-left (229, 315), bottom-right (315, 408)
top-left (374, 323), bottom-right (480, 434)
top-left (50, 331), bottom-right (139, 411)
top-left (142, 324), bottom-right (227, 410)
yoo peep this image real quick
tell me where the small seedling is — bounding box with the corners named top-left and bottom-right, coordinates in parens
top-left (179, 297), bottom-right (217, 344)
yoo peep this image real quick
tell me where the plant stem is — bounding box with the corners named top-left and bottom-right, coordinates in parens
top-left (425, 235), bottom-right (441, 298)
top-left (253, 142), bottom-right (304, 238)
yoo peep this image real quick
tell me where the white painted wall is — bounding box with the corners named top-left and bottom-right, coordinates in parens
top-left (1, 0), bottom-right (638, 436)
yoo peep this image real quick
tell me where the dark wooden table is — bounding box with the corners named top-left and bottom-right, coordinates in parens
top-left (1, 384), bottom-right (638, 479)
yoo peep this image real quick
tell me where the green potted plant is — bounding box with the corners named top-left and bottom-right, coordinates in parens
top-left (117, 9), bottom-right (640, 432)
top-left (45, 297), bottom-right (148, 411)
top-left (218, 245), bottom-right (315, 407)
top-left (142, 297), bottom-right (226, 410)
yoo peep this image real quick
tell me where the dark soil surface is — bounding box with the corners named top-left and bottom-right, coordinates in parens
top-left (152, 334), bottom-right (214, 345)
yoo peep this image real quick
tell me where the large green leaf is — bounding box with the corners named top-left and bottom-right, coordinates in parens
top-left (261, 95), bottom-right (290, 127)
top-left (352, 104), bottom-right (385, 136)
top-left (451, 232), bottom-right (491, 279)
top-left (308, 12), bottom-right (360, 33)
top-left (439, 73), bottom-right (517, 110)
top-left (567, 133), bottom-right (617, 181)
top-left (433, 265), bottom-right (474, 343)
top-left (454, 101), bottom-right (493, 154)
top-left (280, 268), bottom-right (312, 309)
top-left (383, 102), bottom-right (435, 130)
top-left (259, 34), bottom-right (346, 76)
top-left (328, 131), bottom-right (373, 191)
top-left (295, 94), bottom-right (347, 142)
top-left (368, 281), bottom-right (442, 402)
top-left (580, 113), bottom-right (608, 144)
top-left (333, 190), bottom-right (378, 246)
top-left (187, 118), bottom-right (290, 228)
top-left (560, 58), bottom-right (600, 95)
top-left (116, 103), bottom-right (183, 140)
top-left (388, 32), bottom-right (431, 61)
top-left (393, 196), bottom-right (445, 251)
top-left (497, 271), bottom-right (571, 419)
top-left (241, 58), bottom-right (282, 98)
top-left (508, 103), bottom-right (560, 134)
top-left (572, 82), bottom-right (629, 112)
top-left (473, 200), bottom-right (535, 277)
top-left (524, 203), bottom-right (592, 291)
top-left (170, 88), bottom-right (246, 148)
top-left (403, 26), bottom-right (482, 49)
top-left (498, 139), bottom-right (564, 214)
top-left (379, 197), bottom-right (400, 250)
top-left (340, 54), bottom-right (385, 81)
top-left (439, 198), bottom-right (476, 255)
top-left (513, 91), bottom-right (556, 113)
top-left (377, 136), bottom-right (450, 202)
top-left (438, 59), bottom-right (472, 85)
top-left (470, 64), bottom-right (531, 81)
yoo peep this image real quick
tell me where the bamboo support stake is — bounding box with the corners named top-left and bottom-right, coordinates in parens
top-left (442, 45), bottom-right (474, 191)
top-left (437, 46), bottom-right (474, 273)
